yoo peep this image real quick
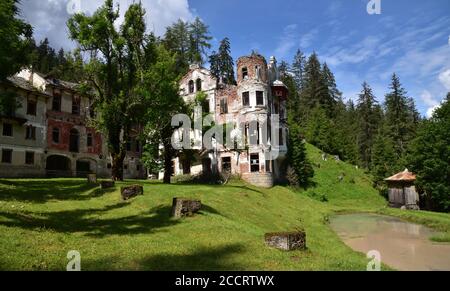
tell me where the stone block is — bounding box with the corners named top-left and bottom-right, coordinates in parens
top-left (265, 231), bottom-right (306, 251)
top-left (87, 174), bottom-right (97, 183)
top-left (101, 180), bottom-right (115, 189)
top-left (121, 185), bottom-right (144, 200)
top-left (171, 198), bottom-right (202, 218)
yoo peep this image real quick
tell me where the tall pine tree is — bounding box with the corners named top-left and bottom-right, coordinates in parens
top-left (384, 73), bottom-right (417, 164)
top-left (356, 82), bottom-right (381, 169)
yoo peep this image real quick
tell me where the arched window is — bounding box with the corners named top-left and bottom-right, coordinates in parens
top-left (52, 127), bottom-right (60, 143)
top-left (196, 78), bottom-right (202, 92)
top-left (188, 80), bottom-right (195, 94)
top-left (69, 128), bottom-right (80, 153)
top-left (242, 67), bottom-right (248, 80)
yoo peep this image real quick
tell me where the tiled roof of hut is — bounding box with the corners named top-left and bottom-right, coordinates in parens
top-left (385, 169), bottom-right (416, 182)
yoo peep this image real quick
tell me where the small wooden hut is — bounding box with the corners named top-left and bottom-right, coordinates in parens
top-left (385, 169), bottom-right (420, 210)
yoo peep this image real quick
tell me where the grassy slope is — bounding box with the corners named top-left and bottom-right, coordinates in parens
top-left (0, 144), bottom-right (448, 271)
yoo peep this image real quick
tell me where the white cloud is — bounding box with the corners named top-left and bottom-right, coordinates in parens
top-left (19, 0), bottom-right (194, 49)
top-left (439, 69), bottom-right (450, 91)
top-left (421, 90), bottom-right (441, 118)
top-left (274, 24), bottom-right (298, 59)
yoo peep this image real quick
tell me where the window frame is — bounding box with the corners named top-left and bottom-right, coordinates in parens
top-left (256, 91), bottom-right (264, 106)
top-left (242, 91), bottom-right (250, 107)
top-left (52, 127), bottom-right (60, 144)
top-left (250, 153), bottom-right (260, 173)
top-left (2, 123), bottom-right (13, 137)
top-left (52, 93), bottom-right (61, 112)
top-left (220, 98), bottom-right (228, 114)
top-left (27, 98), bottom-right (37, 116)
top-left (87, 133), bottom-right (93, 147)
top-left (221, 157), bottom-right (232, 173)
top-left (25, 151), bottom-right (34, 165)
top-left (25, 125), bottom-right (36, 140)
top-left (1, 149), bottom-right (13, 164)
top-left (188, 80), bottom-right (195, 94)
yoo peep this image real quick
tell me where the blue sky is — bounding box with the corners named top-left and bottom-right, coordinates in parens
top-left (190, 0), bottom-right (450, 117)
top-left (20, 0), bottom-right (450, 117)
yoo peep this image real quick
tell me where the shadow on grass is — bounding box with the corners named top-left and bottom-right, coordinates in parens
top-left (82, 243), bottom-right (245, 271)
top-left (0, 179), bottom-right (107, 203)
top-left (0, 203), bottom-right (221, 238)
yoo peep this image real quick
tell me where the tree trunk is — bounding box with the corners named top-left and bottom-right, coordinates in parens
top-left (111, 151), bottom-right (126, 181)
top-left (163, 142), bottom-right (173, 184)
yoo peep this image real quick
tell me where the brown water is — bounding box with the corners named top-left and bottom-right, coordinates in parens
top-left (330, 213), bottom-right (450, 271)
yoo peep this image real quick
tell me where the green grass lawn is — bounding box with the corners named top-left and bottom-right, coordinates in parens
top-left (0, 144), bottom-right (448, 271)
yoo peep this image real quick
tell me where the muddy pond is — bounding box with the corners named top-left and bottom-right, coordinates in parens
top-left (330, 213), bottom-right (450, 271)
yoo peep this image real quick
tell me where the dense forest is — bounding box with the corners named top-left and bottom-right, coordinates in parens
top-left (0, 0), bottom-right (448, 212)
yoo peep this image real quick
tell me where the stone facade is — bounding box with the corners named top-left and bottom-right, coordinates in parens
top-left (0, 69), bottom-right (145, 179)
top-left (166, 53), bottom-right (289, 188)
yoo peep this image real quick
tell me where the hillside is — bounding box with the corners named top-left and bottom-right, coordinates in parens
top-left (0, 143), bottom-right (449, 270)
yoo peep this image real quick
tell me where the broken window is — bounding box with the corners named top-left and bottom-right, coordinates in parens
top-left (220, 98), bottom-right (228, 114)
top-left (69, 128), bottom-right (80, 153)
top-left (25, 151), bottom-right (34, 165)
top-left (256, 91), bottom-right (264, 106)
top-left (52, 127), bottom-right (60, 143)
top-left (242, 91), bottom-right (250, 107)
top-left (2, 123), bottom-right (13, 137)
top-left (27, 98), bottom-right (37, 116)
top-left (107, 163), bottom-right (112, 169)
top-left (25, 126), bottom-right (36, 140)
top-left (222, 157), bottom-right (231, 173)
top-left (250, 154), bottom-right (260, 173)
top-left (196, 78), bottom-right (202, 92)
top-left (52, 93), bottom-right (61, 112)
top-left (87, 133), bottom-right (93, 147)
top-left (279, 128), bottom-right (284, 146)
top-left (126, 141), bottom-right (132, 152)
top-left (2, 149), bottom-right (12, 164)
top-left (255, 66), bottom-right (261, 80)
top-left (72, 95), bottom-right (80, 115)
top-left (188, 80), bottom-right (195, 94)
top-left (242, 67), bottom-right (248, 80)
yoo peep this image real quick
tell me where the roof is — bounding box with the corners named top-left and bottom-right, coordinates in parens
top-left (385, 169), bottom-right (416, 182)
top-left (5, 76), bottom-right (50, 97)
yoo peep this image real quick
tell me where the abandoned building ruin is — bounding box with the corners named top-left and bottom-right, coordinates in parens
top-left (164, 52), bottom-right (289, 188)
top-left (0, 69), bottom-right (145, 179)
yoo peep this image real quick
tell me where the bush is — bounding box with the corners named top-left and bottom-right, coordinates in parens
top-left (171, 171), bottom-right (226, 185)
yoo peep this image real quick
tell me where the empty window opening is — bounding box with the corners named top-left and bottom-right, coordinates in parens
top-left (196, 78), bottom-right (202, 91)
top-left (52, 127), bottom-right (60, 143)
top-left (250, 154), bottom-right (260, 173)
top-left (27, 99), bottom-right (37, 116)
top-left (279, 128), bottom-right (284, 146)
top-left (2, 123), bottom-right (13, 137)
top-left (220, 98), bottom-right (228, 114)
top-left (2, 149), bottom-right (12, 164)
top-left (69, 128), bottom-right (80, 153)
top-left (52, 94), bottom-right (61, 111)
top-left (256, 91), bottom-right (264, 106)
top-left (72, 95), bottom-right (81, 115)
top-left (87, 133), bottom-right (93, 147)
top-left (25, 151), bottom-right (34, 165)
top-left (188, 80), bottom-right (195, 94)
top-left (25, 126), bottom-right (36, 140)
top-left (242, 67), bottom-right (248, 80)
top-left (242, 91), bottom-right (250, 107)
top-left (222, 157), bottom-right (231, 173)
